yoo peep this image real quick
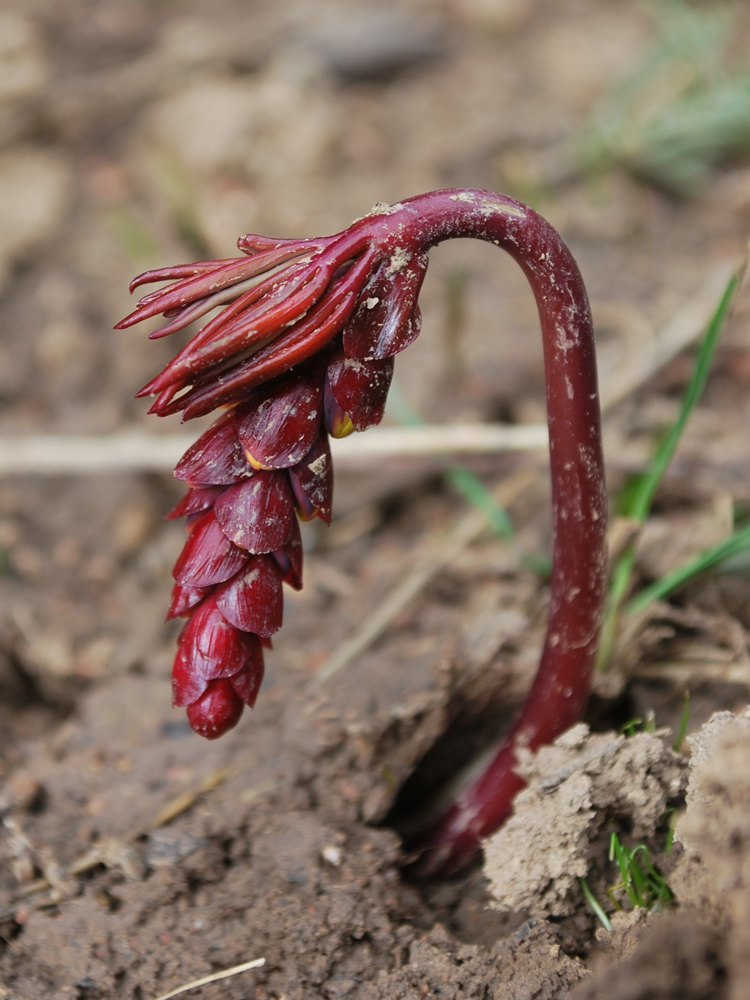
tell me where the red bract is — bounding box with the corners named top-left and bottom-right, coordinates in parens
top-left (326, 348), bottom-right (394, 432)
top-left (174, 412), bottom-right (252, 486)
top-left (172, 510), bottom-right (249, 588)
top-left (213, 472), bottom-right (295, 553)
top-left (235, 359), bottom-right (325, 470)
top-left (342, 252), bottom-right (426, 360)
top-left (288, 429), bottom-right (333, 524)
top-left (120, 188), bottom-right (607, 874)
top-left (214, 556), bottom-right (283, 637)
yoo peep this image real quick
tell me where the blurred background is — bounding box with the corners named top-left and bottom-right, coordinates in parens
top-left (2, 2), bottom-right (750, 995)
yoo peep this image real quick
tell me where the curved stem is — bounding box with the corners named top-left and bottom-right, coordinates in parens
top-left (374, 190), bottom-right (608, 874)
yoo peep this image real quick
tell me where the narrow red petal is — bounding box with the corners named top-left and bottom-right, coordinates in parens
top-left (119, 257), bottom-right (260, 327)
top-left (237, 233), bottom-right (330, 255)
top-left (288, 429), bottom-right (333, 524)
top-left (326, 349), bottom-right (395, 431)
top-left (235, 361), bottom-right (325, 470)
top-left (120, 249), bottom-right (309, 328)
top-left (214, 555), bottom-right (283, 637)
top-left (172, 510), bottom-right (249, 587)
top-left (140, 261), bottom-right (329, 398)
top-left (174, 412), bottom-right (253, 486)
top-left (342, 253), bottom-right (427, 360)
top-left (141, 377), bottom-right (188, 406)
top-left (174, 294), bottom-right (353, 419)
top-left (139, 277), bottom-right (281, 391)
top-left (186, 679), bottom-right (244, 739)
top-left (213, 471), bottom-right (295, 554)
top-left (126, 258), bottom-right (239, 296)
top-left (172, 250), bottom-right (376, 421)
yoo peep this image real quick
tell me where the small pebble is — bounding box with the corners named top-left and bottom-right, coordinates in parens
top-left (321, 844), bottom-right (342, 866)
top-left (303, 12), bottom-right (448, 82)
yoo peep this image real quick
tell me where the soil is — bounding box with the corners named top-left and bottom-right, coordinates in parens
top-left (1, 1), bottom-right (750, 998)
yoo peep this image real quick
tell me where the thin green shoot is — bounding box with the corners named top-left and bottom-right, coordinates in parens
top-left (445, 466), bottom-right (514, 539)
top-left (579, 877), bottom-right (612, 932)
top-left (622, 272), bottom-right (737, 522)
top-left (386, 379), bottom-right (514, 540)
top-left (597, 268), bottom-right (741, 669)
top-left (672, 691), bottom-right (691, 753)
top-left (664, 808), bottom-right (677, 856)
top-left (619, 713), bottom-right (656, 738)
top-left (607, 833), bottom-right (673, 913)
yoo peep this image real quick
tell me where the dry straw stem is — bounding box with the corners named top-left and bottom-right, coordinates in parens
top-left (0, 423), bottom-right (548, 475)
top-left (149, 958), bottom-right (266, 1000)
top-left (0, 259), bottom-right (734, 477)
top-left (634, 660), bottom-right (750, 686)
top-left (146, 765), bottom-right (233, 832)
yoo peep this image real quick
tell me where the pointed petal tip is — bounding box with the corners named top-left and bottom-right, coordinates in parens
top-left (128, 271), bottom-right (156, 294)
top-left (115, 312), bottom-right (141, 330)
top-left (137, 374), bottom-right (167, 398)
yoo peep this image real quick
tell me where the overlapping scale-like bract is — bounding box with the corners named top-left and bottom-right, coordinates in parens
top-left (119, 213), bottom-right (432, 738)
top-left (165, 413), bottom-right (313, 739)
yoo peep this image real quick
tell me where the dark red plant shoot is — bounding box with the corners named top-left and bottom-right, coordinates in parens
top-left (118, 189), bottom-right (608, 874)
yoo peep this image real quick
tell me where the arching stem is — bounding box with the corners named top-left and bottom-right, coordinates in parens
top-left (374, 190), bottom-right (608, 874)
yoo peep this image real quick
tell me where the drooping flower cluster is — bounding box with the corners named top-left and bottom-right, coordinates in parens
top-left (117, 212), bottom-right (426, 738)
top-left (121, 189), bottom-right (607, 874)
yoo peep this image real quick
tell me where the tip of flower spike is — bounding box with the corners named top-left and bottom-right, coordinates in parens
top-left (135, 378), bottom-right (158, 399)
top-left (186, 678), bottom-right (244, 739)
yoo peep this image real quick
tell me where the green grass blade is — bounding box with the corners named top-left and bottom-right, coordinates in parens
top-left (628, 849), bottom-right (650, 907)
top-left (579, 878), bottom-right (612, 932)
top-left (624, 270), bottom-right (739, 523)
top-left (444, 466), bottom-right (514, 539)
top-left (664, 809), bottom-right (677, 855)
top-left (673, 691), bottom-right (691, 753)
top-left (597, 268), bottom-right (742, 669)
top-left (625, 522), bottom-right (750, 615)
